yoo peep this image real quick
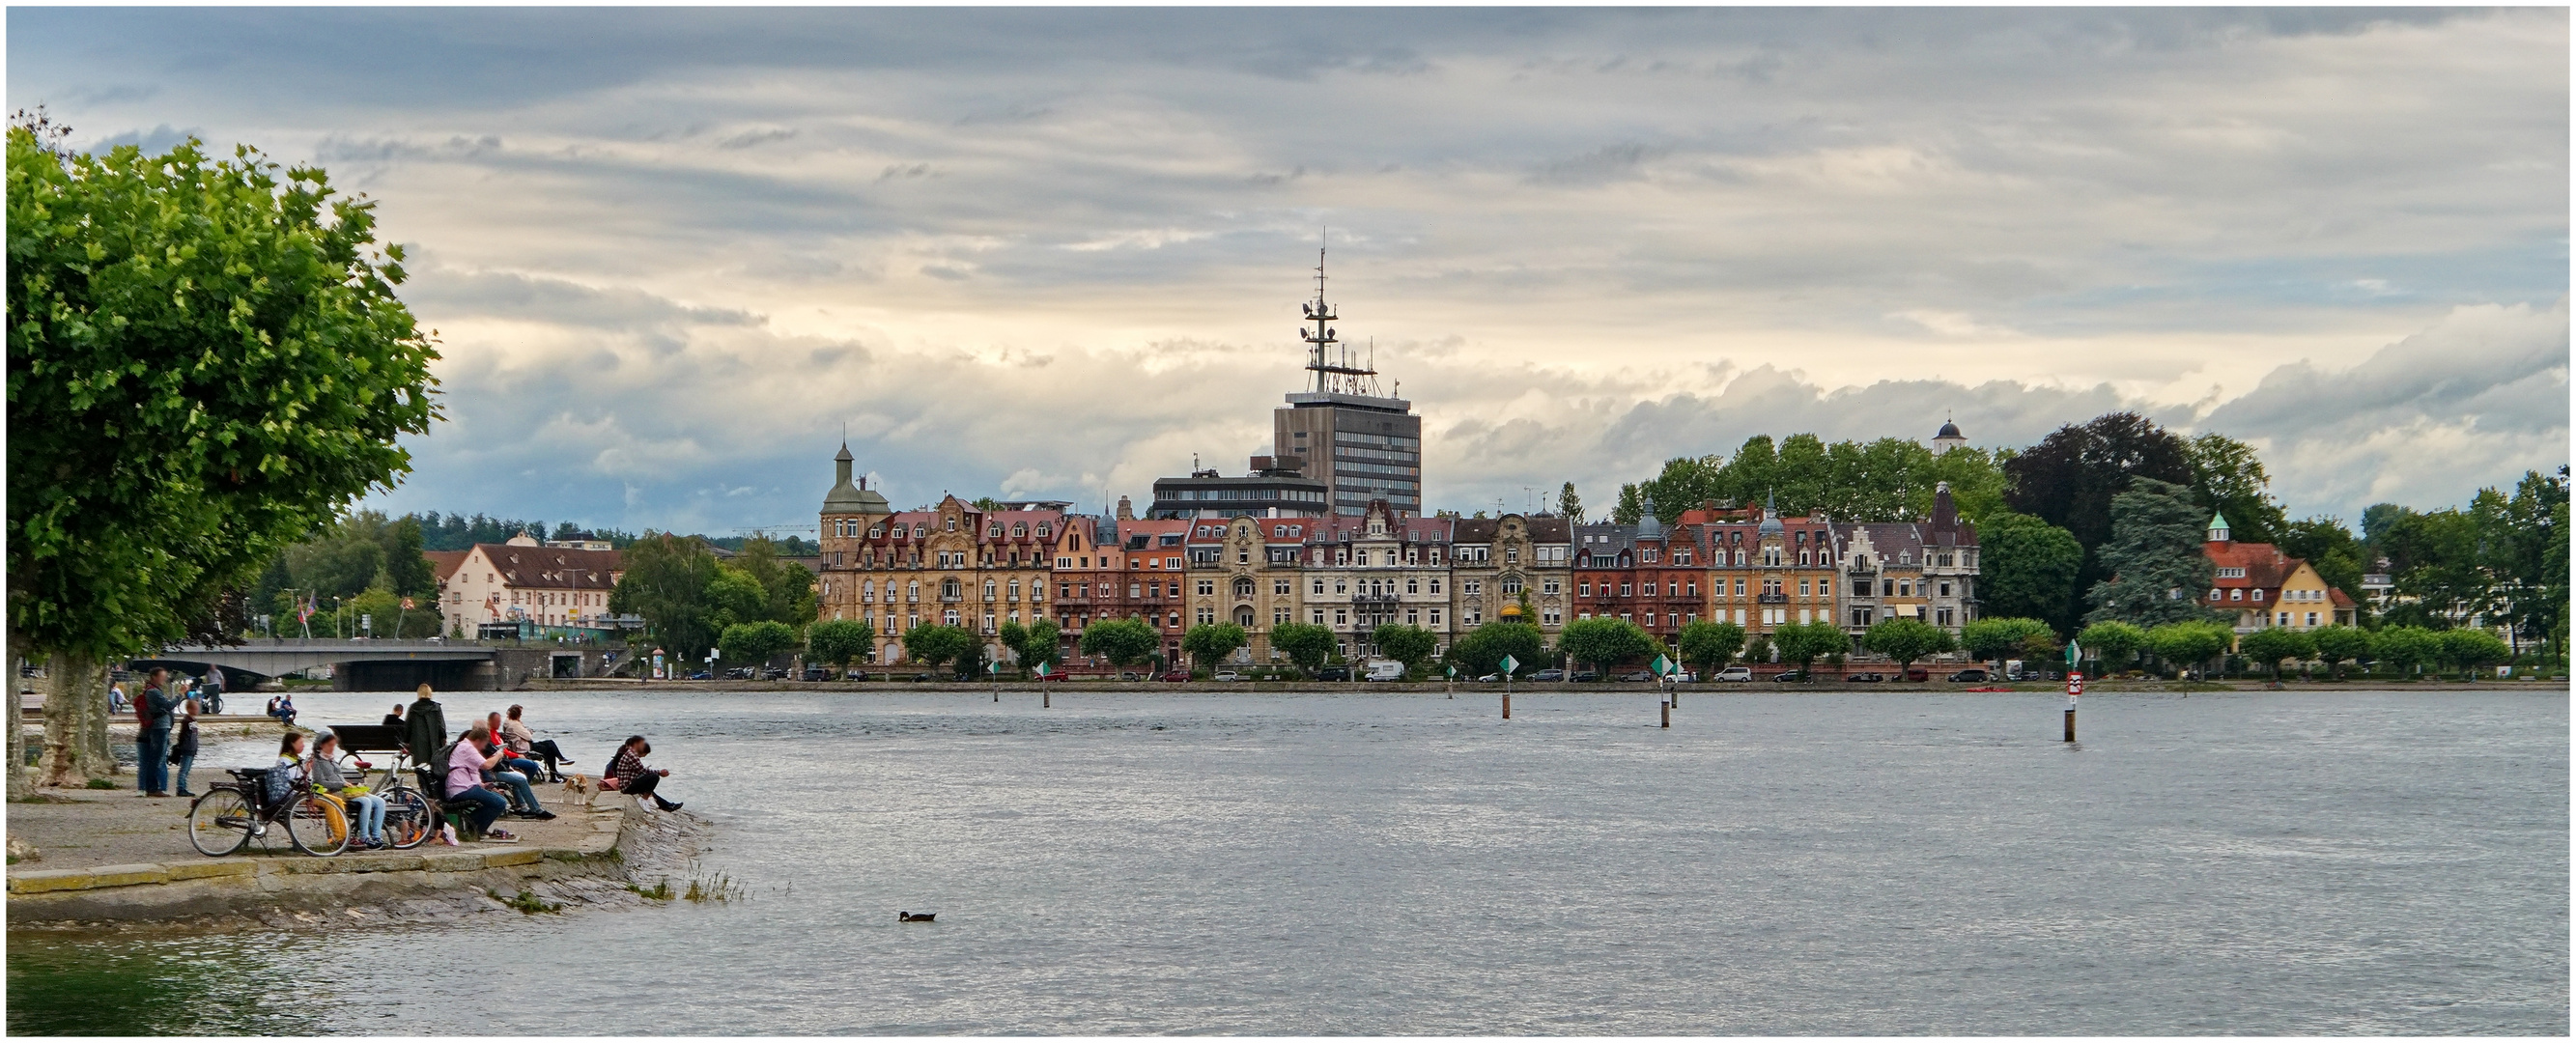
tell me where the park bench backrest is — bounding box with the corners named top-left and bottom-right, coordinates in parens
top-left (326, 724), bottom-right (406, 754)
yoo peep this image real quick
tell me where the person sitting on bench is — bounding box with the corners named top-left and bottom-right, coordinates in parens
top-left (500, 704), bottom-right (574, 782)
top-left (444, 724), bottom-right (520, 841)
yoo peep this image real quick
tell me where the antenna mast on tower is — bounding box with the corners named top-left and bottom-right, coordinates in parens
top-left (1298, 232), bottom-right (1381, 397)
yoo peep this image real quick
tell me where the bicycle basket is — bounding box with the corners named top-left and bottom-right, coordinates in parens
top-left (261, 765), bottom-right (295, 806)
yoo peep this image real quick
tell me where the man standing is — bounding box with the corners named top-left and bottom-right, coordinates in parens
top-left (134, 668), bottom-right (176, 797)
top-left (402, 684), bottom-right (447, 768)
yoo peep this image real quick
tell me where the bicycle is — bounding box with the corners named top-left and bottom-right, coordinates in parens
top-left (184, 768), bottom-right (349, 858)
top-left (326, 748), bottom-right (436, 850)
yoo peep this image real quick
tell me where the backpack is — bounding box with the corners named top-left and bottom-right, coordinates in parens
top-left (262, 764), bottom-right (296, 806)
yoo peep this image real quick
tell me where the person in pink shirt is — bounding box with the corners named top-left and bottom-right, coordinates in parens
top-left (444, 724), bottom-right (516, 841)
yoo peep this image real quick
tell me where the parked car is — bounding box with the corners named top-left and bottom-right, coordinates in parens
top-left (762, 666), bottom-right (789, 680)
top-left (1033, 669), bottom-right (1068, 682)
top-left (1570, 669), bottom-right (1599, 683)
top-left (723, 665), bottom-right (756, 680)
top-left (1364, 660), bottom-right (1406, 683)
top-left (1211, 671), bottom-right (1243, 682)
top-left (1670, 671), bottom-right (1698, 684)
top-left (1845, 671), bottom-right (1886, 683)
top-left (909, 671), bottom-right (936, 683)
top-left (1904, 668), bottom-right (1930, 682)
top-left (1159, 669), bottom-right (1191, 683)
top-left (1532, 668), bottom-right (1567, 682)
top-left (1475, 673), bottom-right (1502, 683)
top-left (1713, 666), bottom-right (1754, 682)
top-left (845, 670), bottom-right (872, 682)
top-left (800, 666), bottom-right (833, 681)
top-left (1616, 670), bottom-right (1656, 683)
top-left (1947, 668), bottom-right (1991, 683)
top-left (686, 670), bottom-right (712, 681)
top-left (1316, 665), bottom-right (1352, 681)
top-left (1772, 670), bottom-right (1807, 683)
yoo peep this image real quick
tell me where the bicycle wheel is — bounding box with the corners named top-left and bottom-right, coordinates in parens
top-left (184, 788), bottom-right (256, 857)
top-left (381, 786), bottom-right (435, 850)
top-left (286, 794), bottom-right (349, 857)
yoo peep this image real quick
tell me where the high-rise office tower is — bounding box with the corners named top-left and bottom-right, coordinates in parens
top-left (1272, 244), bottom-right (1422, 516)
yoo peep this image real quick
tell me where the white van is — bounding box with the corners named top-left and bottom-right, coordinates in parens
top-left (1364, 660), bottom-right (1407, 682)
top-left (1713, 665), bottom-right (1754, 683)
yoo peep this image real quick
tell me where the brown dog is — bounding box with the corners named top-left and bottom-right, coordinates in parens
top-left (559, 773), bottom-right (598, 806)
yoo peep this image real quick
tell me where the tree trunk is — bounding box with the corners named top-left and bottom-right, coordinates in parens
top-left (40, 650), bottom-right (114, 785)
top-left (6, 633), bottom-right (26, 800)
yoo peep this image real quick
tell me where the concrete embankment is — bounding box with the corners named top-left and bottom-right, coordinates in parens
top-left (6, 787), bottom-right (705, 928)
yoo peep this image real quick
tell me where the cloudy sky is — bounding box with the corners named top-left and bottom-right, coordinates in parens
top-left (13, 8), bottom-right (2566, 534)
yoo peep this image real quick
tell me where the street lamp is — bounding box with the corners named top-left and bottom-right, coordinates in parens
top-left (333, 596), bottom-right (345, 638)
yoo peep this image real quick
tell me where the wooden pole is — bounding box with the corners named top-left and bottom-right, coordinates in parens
top-left (1502, 683), bottom-right (1512, 720)
top-left (1661, 696), bottom-right (1670, 729)
top-left (2064, 705), bottom-right (2076, 742)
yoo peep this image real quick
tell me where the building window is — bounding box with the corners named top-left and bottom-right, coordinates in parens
top-left (1643, 580), bottom-right (1657, 597)
top-left (1198, 579), bottom-right (1216, 596)
top-left (1334, 609), bottom-right (1348, 627)
top-left (1579, 581), bottom-right (1593, 597)
top-left (1406, 578), bottom-right (1420, 595)
top-left (1313, 608), bottom-right (1326, 625)
top-left (1198, 607), bottom-right (1215, 624)
top-left (1503, 577), bottom-right (1523, 595)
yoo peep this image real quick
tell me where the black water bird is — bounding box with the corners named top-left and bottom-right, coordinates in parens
top-left (899, 911), bottom-right (936, 922)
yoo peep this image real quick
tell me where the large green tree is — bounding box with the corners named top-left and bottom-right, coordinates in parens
top-left (1444, 621), bottom-right (1545, 678)
top-left (1961, 617), bottom-right (2054, 671)
top-left (2085, 477), bottom-right (2220, 628)
top-left (1371, 624), bottom-right (1440, 678)
top-left (2309, 625), bottom-right (2369, 681)
top-left (730, 535), bottom-right (818, 626)
top-left (2436, 628), bottom-right (2512, 681)
top-left (901, 623), bottom-right (978, 675)
top-left (1976, 512), bottom-right (2086, 634)
top-left (721, 620), bottom-right (801, 668)
top-left (2144, 621), bottom-right (2232, 678)
top-left (1770, 620), bottom-right (1848, 680)
top-left (2369, 626), bottom-right (2439, 680)
top-left (998, 618), bottom-right (1062, 675)
top-left (2186, 433), bottom-right (2289, 547)
top-left (807, 618), bottom-right (877, 673)
top-left (9, 122), bottom-right (439, 786)
top-left (1078, 617), bottom-right (1162, 669)
top-left (1675, 619), bottom-right (1746, 676)
top-left (1181, 622), bottom-right (1249, 672)
top-left (2237, 627), bottom-right (2315, 681)
top-left (1269, 622), bottom-right (1341, 677)
top-left (1861, 618), bottom-right (1950, 677)
top-left (1558, 617), bottom-right (1653, 678)
top-left (2075, 620), bottom-right (2147, 675)
top-left (610, 534), bottom-right (724, 662)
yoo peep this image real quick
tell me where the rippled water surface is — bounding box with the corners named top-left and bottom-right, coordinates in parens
top-left (10, 688), bottom-right (2566, 1034)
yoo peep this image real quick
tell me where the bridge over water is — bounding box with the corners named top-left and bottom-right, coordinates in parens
top-left (134, 638), bottom-right (624, 691)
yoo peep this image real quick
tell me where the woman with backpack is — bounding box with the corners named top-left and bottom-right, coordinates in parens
top-left (168, 693), bottom-right (201, 798)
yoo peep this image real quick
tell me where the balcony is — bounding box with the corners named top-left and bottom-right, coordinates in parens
top-left (1350, 594), bottom-right (1400, 606)
top-left (1757, 593), bottom-right (1789, 605)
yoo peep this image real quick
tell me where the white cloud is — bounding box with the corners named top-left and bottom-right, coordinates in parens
top-left (6, 9), bottom-right (2562, 532)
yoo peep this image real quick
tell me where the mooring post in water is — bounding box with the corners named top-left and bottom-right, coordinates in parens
top-left (2064, 671), bottom-right (2082, 742)
top-left (1503, 686), bottom-right (1512, 720)
top-left (1661, 695), bottom-right (1670, 729)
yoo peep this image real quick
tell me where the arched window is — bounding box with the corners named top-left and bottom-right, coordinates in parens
top-left (906, 580), bottom-right (920, 602)
top-left (1233, 577), bottom-right (1255, 598)
top-left (983, 579), bottom-right (997, 601)
top-left (1236, 606), bottom-right (1256, 627)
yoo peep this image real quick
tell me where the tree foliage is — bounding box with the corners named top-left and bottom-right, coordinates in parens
top-left (1444, 621), bottom-right (1545, 678)
top-left (2075, 620), bottom-right (2147, 674)
top-left (1078, 617), bottom-right (1161, 668)
top-left (2144, 621), bottom-right (2232, 676)
top-left (2004, 412), bottom-right (2194, 552)
top-left (1861, 617), bottom-right (1950, 674)
top-left (1557, 482), bottom-right (1584, 524)
top-left (1371, 624), bottom-right (1440, 676)
top-left (807, 618), bottom-right (876, 668)
top-left (1558, 617), bottom-right (1653, 676)
top-left (1182, 622), bottom-right (1249, 670)
top-left (998, 618), bottom-right (1062, 674)
top-left (610, 534), bottom-right (724, 659)
top-left (720, 620), bottom-right (800, 666)
top-left (2085, 477), bottom-right (2219, 628)
top-left (2369, 626), bottom-right (2439, 679)
top-left (1976, 512), bottom-right (2086, 634)
top-left (2237, 627), bottom-right (2315, 681)
top-left (1269, 622), bottom-right (1340, 676)
top-left (1769, 620), bottom-right (1848, 678)
top-left (9, 125), bottom-right (440, 662)
top-left (2185, 433), bottom-right (2289, 547)
top-left (2436, 628), bottom-right (2512, 679)
top-left (901, 623), bottom-right (978, 674)
top-left (1961, 617), bottom-right (2054, 666)
top-left (1611, 435), bottom-right (2011, 526)
top-left (2308, 625), bottom-right (2370, 680)
top-left (1675, 619), bottom-right (1746, 674)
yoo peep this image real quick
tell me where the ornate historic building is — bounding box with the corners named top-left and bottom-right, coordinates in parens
top-left (1183, 514), bottom-right (1313, 663)
top-left (1683, 497), bottom-right (1844, 648)
top-left (1291, 500), bottom-right (1455, 660)
top-left (1447, 512), bottom-right (1571, 636)
top-left (817, 446), bottom-right (1061, 665)
top-left (1571, 501), bottom-right (1705, 648)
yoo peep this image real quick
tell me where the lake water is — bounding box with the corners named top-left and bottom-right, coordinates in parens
top-left (9, 688), bottom-right (2566, 1035)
